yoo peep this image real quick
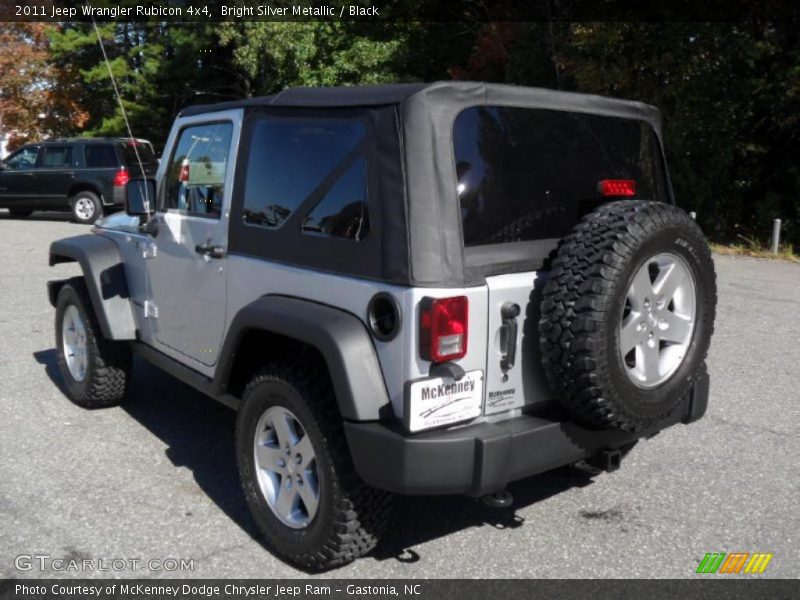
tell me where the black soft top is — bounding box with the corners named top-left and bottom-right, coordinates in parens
top-left (179, 83), bottom-right (429, 116)
top-left (185, 82), bottom-right (666, 287)
top-left (179, 81), bottom-right (660, 130)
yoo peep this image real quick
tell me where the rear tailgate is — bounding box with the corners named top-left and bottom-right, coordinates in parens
top-left (452, 105), bottom-right (671, 416)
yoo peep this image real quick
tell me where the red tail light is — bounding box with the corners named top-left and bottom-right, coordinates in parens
top-left (179, 160), bottom-right (190, 182)
top-left (113, 168), bottom-right (129, 187)
top-left (598, 179), bottom-right (636, 197)
top-left (420, 296), bottom-right (468, 362)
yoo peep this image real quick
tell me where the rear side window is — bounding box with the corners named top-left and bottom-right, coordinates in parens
top-left (453, 106), bottom-right (669, 246)
top-left (119, 141), bottom-right (157, 166)
top-left (83, 144), bottom-right (118, 168)
top-left (302, 159), bottom-right (369, 241)
top-left (242, 116), bottom-right (369, 240)
top-left (40, 146), bottom-right (73, 168)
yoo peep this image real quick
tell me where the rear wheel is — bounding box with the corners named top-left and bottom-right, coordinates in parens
top-left (236, 363), bottom-right (392, 571)
top-left (71, 191), bottom-right (102, 224)
top-left (8, 208), bottom-right (33, 218)
top-left (539, 200), bottom-right (716, 432)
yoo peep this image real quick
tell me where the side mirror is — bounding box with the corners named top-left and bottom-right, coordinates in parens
top-left (125, 179), bottom-right (156, 216)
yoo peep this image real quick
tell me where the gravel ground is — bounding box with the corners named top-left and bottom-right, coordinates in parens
top-left (0, 211), bottom-right (798, 579)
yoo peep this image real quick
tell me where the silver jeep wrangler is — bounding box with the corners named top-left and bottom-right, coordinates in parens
top-left (47, 82), bottom-right (716, 570)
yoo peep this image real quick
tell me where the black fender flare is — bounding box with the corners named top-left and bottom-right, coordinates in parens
top-left (48, 234), bottom-right (136, 340)
top-left (214, 296), bottom-right (392, 422)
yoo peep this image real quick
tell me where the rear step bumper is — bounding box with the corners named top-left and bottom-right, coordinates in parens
top-left (344, 372), bottom-right (709, 496)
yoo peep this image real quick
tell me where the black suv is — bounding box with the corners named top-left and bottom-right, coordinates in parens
top-left (0, 138), bottom-right (158, 223)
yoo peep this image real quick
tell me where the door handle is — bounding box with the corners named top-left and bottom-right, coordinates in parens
top-left (195, 243), bottom-right (226, 259)
top-left (500, 302), bottom-right (521, 372)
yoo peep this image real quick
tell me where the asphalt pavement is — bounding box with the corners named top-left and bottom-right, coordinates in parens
top-left (1, 210), bottom-right (798, 579)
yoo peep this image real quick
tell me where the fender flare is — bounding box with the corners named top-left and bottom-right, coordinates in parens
top-left (214, 296), bottom-right (392, 422)
top-left (48, 234), bottom-right (136, 340)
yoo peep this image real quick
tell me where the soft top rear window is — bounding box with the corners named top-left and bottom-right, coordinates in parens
top-left (119, 141), bottom-right (157, 165)
top-left (453, 106), bottom-right (669, 247)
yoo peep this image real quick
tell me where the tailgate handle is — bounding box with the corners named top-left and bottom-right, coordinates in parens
top-left (500, 302), bottom-right (521, 372)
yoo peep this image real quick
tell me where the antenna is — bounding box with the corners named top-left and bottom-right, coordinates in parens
top-left (91, 17), bottom-right (151, 217)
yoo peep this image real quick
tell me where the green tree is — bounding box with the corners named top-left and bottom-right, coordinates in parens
top-left (216, 22), bottom-right (406, 96)
top-left (48, 18), bottom-right (239, 149)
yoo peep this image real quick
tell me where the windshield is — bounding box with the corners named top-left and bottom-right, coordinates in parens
top-left (453, 106), bottom-right (669, 246)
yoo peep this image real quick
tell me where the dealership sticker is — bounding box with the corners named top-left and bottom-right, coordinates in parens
top-left (407, 370), bottom-right (483, 432)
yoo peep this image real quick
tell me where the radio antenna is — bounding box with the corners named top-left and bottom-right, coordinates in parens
top-left (91, 17), bottom-right (151, 217)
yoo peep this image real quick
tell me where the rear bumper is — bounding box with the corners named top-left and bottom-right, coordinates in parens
top-left (344, 372), bottom-right (709, 496)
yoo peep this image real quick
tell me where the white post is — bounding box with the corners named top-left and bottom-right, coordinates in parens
top-left (772, 219), bottom-right (782, 254)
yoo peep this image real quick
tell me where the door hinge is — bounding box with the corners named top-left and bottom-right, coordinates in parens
top-left (143, 300), bottom-right (159, 319)
top-left (137, 241), bottom-right (157, 259)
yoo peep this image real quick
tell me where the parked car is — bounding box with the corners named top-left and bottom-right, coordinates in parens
top-left (0, 138), bottom-right (158, 223)
top-left (46, 82), bottom-right (716, 570)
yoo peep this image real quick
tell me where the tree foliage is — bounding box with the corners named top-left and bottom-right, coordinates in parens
top-left (0, 23), bottom-right (87, 149)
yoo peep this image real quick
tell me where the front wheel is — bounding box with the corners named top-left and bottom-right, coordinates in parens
top-left (236, 364), bottom-right (392, 571)
top-left (55, 277), bottom-right (131, 408)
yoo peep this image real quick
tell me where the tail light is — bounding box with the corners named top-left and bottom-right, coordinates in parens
top-left (598, 179), bottom-right (636, 197)
top-left (420, 296), bottom-right (468, 362)
top-left (179, 159), bottom-right (190, 182)
top-left (113, 168), bottom-right (129, 187)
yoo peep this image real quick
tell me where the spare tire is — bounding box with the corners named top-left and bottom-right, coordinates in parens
top-left (539, 200), bottom-right (716, 432)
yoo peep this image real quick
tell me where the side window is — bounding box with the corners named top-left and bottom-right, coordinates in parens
top-left (302, 158), bottom-right (369, 241)
top-left (40, 146), bottom-right (73, 168)
top-left (84, 144), bottom-right (118, 168)
top-left (4, 146), bottom-right (39, 170)
top-left (242, 116), bottom-right (366, 233)
top-left (163, 122), bottom-right (233, 218)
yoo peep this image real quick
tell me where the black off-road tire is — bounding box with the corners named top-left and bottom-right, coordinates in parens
top-left (8, 208), bottom-right (33, 218)
top-left (70, 190), bottom-right (103, 224)
top-left (236, 363), bottom-right (392, 571)
top-left (55, 277), bottom-right (132, 408)
top-left (539, 201), bottom-right (716, 432)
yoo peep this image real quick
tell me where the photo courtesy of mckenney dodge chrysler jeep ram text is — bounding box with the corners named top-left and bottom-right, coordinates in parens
top-left (45, 82), bottom-right (717, 571)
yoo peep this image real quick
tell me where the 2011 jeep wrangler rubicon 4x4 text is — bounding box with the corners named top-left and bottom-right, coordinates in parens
top-left (47, 82), bottom-right (716, 571)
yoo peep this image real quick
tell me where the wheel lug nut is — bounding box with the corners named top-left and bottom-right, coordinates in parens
top-left (277, 458), bottom-right (286, 468)
top-left (294, 454), bottom-right (302, 465)
top-left (295, 474), bottom-right (303, 485)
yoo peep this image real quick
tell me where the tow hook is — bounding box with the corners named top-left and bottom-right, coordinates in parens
top-left (481, 490), bottom-right (514, 508)
top-left (586, 448), bottom-right (623, 473)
